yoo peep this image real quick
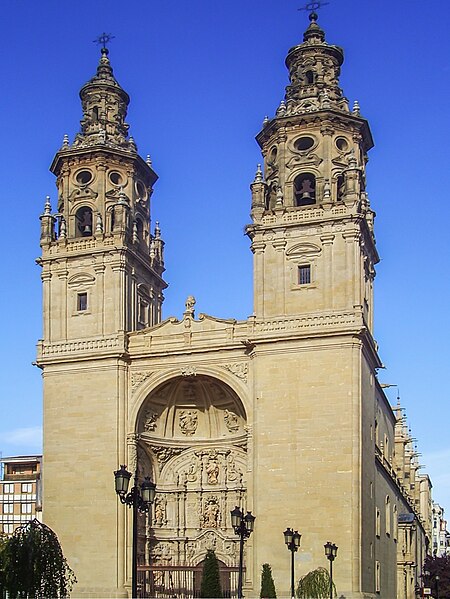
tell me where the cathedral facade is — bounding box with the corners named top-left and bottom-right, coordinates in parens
top-left (37, 13), bottom-right (429, 599)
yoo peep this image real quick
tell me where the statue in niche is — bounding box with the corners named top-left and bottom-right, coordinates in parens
top-left (224, 410), bottom-right (239, 433)
top-left (143, 410), bottom-right (158, 432)
top-left (206, 456), bottom-right (220, 485)
top-left (202, 498), bottom-right (220, 528)
top-left (179, 410), bottom-right (198, 436)
top-left (154, 497), bottom-right (166, 526)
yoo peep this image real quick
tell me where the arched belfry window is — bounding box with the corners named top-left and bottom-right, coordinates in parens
top-left (294, 173), bottom-right (316, 207)
top-left (136, 218), bottom-right (144, 241)
top-left (337, 174), bottom-right (345, 202)
top-left (92, 106), bottom-right (99, 122)
top-left (75, 206), bottom-right (93, 237)
top-left (305, 70), bottom-right (316, 85)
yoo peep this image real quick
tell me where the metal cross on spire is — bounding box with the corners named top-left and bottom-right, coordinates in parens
top-left (93, 32), bottom-right (115, 49)
top-left (298, 1), bottom-right (329, 18)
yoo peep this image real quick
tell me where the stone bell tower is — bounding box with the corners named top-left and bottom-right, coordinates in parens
top-left (246, 13), bottom-right (394, 598)
top-left (39, 46), bottom-right (166, 342)
top-left (247, 11), bottom-right (378, 329)
top-left (37, 47), bottom-right (167, 597)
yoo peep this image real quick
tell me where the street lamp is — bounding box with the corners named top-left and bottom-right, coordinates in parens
top-left (231, 506), bottom-right (255, 599)
top-left (284, 528), bottom-right (301, 599)
top-left (435, 574), bottom-right (440, 599)
top-left (324, 541), bottom-right (338, 599)
top-left (114, 465), bottom-right (156, 599)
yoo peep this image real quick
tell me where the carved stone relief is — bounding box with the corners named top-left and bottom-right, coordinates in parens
top-left (179, 410), bottom-right (198, 436)
top-left (126, 432), bottom-right (139, 473)
top-left (152, 540), bottom-right (173, 565)
top-left (149, 445), bottom-right (184, 470)
top-left (224, 410), bottom-right (240, 433)
top-left (180, 366), bottom-right (197, 377)
top-left (201, 496), bottom-right (220, 528)
top-left (223, 362), bottom-right (248, 382)
top-left (143, 410), bottom-right (158, 432)
top-left (131, 371), bottom-right (153, 392)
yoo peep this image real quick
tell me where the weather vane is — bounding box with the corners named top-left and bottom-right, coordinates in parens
top-left (298, 1), bottom-right (329, 16)
top-left (93, 32), bottom-right (115, 49)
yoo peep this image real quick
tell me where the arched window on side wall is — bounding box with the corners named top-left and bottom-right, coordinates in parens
top-left (385, 496), bottom-right (391, 536)
top-left (294, 173), bottom-right (316, 207)
top-left (75, 207), bottom-right (93, 237)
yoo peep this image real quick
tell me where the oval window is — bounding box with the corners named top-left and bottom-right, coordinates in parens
top-left (268, 146), bottom-right (278, 163)
top-left (294, 136), bottom-right (315, 151)
top-left (335, 137), bottom-right (349, 152)
top-left (109, 171), bottom-right (123, 185)
top-left (75, 170), bottom-right (93, 185)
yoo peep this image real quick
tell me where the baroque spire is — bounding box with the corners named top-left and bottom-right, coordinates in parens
top-left (72, 47), bottom-right (134, 151)
top-left (283, 11), bottom-right (348, 116)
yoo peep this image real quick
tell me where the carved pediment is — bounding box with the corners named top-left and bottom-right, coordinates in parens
top-left (331, 156), bottom-right (350, 168)
top-left (68, 186), bottom-right (98, 203)
top-left (67, 272), bottom-right (95, 287)
top-left (286, 153), bottom-right (323, 171)
top-left (286, 242), bottom-right (322, 259)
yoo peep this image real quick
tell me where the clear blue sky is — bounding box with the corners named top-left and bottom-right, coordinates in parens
top-left (1, 0), bottom-right (449, 512)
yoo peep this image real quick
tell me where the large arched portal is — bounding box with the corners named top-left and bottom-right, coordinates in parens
top-left (135, 375), bottom-right (249, 577)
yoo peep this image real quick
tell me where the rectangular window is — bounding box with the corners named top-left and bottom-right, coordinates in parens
top-left (3, 523), bottom-right (14, 534)
top-left (298, 265), bottom-right (311, 285)
top-left (3, 503), bottom-right (14, 514)
top-left (376, 507), bottom-right (381, 537)
top-left (21, 503), bottom-right (32, 514)
top-left (77, 292), bottom-right (88, 311)
top-left (3, 483), bottom-right (14, 494)
top-left (375, 560), bottom-right (381, 593)
top-left (21, 483), bottom-right (32, 493)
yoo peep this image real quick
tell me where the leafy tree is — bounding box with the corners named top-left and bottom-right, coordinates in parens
top-left (424, 554), bottom-right (450, 599)
top-left (260, 563), bottom-right (277, 598)
top-left (200, 549), bottom-right (222, 598)
top-left (1, 518), bottom-right (76, 598)
top-left (296, 567), bottom-right (336, 598)
top-left (0, 531), bottom-right (8, 598)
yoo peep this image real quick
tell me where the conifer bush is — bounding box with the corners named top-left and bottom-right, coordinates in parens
top-left (200, 549), bottom-right (222, 598)
top-left (260, 563), bottom-right (277, 598)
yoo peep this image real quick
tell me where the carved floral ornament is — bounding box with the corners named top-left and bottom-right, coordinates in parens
top-left (131, 371), bottom-right (153, 392)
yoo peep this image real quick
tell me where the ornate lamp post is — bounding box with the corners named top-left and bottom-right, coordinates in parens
top-left (231, 506), bottom-right (255, 599)
top-left (435, 574), bottom-right (440, 599)
top-left (324, 541), bottom-right (338, 599)
top-left (284, 528), bottom-right (301, 599)
top-left (114, 465), bottom-right (156, 599)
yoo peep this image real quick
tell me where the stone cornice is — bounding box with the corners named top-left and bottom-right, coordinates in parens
top-left (39, 239), bottom-right (167, 288)
top-left (256, 108), bottom-right (373, 152)
top-left (36, 332), bottom-right (128, 366)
